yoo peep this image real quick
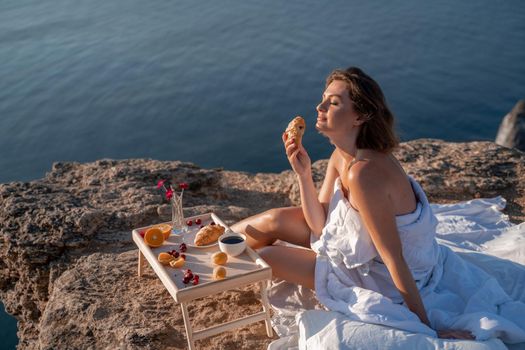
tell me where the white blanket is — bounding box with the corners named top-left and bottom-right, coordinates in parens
top-left (267, 196), bottom-right (525, 350)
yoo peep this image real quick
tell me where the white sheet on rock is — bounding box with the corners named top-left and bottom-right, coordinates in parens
top-left (267, 187), bottom-right (525, 350)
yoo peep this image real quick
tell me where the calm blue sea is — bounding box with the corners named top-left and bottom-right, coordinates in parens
top-left (1, 0), bottom-right (524, 347)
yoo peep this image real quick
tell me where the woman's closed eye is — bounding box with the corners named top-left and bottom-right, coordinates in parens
top-left (319, 98), bottom-right (338, 106)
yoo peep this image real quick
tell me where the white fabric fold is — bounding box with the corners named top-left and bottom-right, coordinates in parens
top-left (267, 177), bottom-right (525, 350)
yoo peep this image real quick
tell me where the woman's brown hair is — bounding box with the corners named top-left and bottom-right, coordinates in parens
top-left (326, 67), bottom-right (399, 153)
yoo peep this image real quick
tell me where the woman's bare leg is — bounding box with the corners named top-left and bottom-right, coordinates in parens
top-left (230, 207), bottom-right (316, 289)
top-left (230, 207), bottom-right (311, 249)
top-left (257, 245), bottom-right (316, 289)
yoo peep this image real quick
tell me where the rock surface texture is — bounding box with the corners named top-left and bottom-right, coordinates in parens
top-left (1, 139), bottom-right (524, 350)
top-left (496, 99), bottom-right (525, 152)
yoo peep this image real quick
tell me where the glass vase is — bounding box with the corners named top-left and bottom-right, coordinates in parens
top-left (171, 193), bottom-right (187, 241)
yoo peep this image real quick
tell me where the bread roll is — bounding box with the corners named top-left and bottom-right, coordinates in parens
top-left (285, 116), bottom-right (306, 146)
top-left (194, 224), bottom-right (225, 246)
top-left (211, 251), bottom-right (228, 265)
top-left (213, 266), bottom-right (227, 280)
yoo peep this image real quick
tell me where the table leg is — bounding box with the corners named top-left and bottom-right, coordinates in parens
top-left (259, 280), bottom-right (274, 337)
top-left (181, 302), bottom-right (195, 350)
top-left (138, 250), bottom-right (144, 277)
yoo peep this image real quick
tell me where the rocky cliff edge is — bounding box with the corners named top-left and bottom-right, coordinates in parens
top-left (1, 139), bottom-right (524, 350)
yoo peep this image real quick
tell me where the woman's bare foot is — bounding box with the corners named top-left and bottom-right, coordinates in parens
top-left (437, 329), bottom-right (475, 340)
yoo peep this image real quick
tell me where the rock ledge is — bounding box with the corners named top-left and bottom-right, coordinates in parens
top-left (1, 139), bottom-right (524, 349)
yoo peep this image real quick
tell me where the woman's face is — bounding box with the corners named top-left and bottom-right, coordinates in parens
top-left (315, 80), bottom-right (362, 137)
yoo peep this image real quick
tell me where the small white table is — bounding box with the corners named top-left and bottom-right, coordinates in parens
top-left (132, 213), bottom-right (274, 349)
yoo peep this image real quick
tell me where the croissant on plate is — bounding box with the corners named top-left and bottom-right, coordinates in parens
top-left (194, 224), bottom-right (225, 246)
top-left (285, 116), bottom-right (306, 146)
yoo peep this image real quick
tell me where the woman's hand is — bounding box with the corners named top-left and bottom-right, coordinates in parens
top-left (282, 132), bottom-right (311, 178)
top-left (437, 329), bottom-right (475, 340)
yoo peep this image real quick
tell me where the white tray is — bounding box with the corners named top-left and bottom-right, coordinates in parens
top-left (132, 212), bottom-right (272, 303)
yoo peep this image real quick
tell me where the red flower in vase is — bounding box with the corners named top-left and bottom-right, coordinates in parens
top-left (156, 179), bottom-right (189, 202)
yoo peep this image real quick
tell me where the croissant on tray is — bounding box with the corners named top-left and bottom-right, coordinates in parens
top-left (285, 116), bottom-right (306, 146)
top-left (194, 224), bottom-right (225, 246)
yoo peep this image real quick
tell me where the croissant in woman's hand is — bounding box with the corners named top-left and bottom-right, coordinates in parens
top-left (285, 116), bottom-right (306, 146)
top-left (283, 116), bottom-right (311, 178)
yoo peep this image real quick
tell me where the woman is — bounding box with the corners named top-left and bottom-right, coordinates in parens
top-left (231, 67), bottom-right (524, 342)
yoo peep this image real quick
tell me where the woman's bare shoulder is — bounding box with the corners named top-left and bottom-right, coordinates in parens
top-left (347, 151), bottom-right (416, 215)
top-left (347, 159), bottom-right (383, 191)
top-left (347, 151), bottom-right (389, 185)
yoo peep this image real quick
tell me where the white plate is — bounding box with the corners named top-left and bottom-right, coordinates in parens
top-left (182, 228), bottom-right (219, 249)
top-left (175, 216), bottom-right (224, 248)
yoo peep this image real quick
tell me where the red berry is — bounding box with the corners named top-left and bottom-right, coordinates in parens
top-left (174, 252), bottom-right (180, 258)
top-left (186, 220), bottom-right (193, 226)
top-left (180, 254), bottom-right (186, 260)
top-left (183, 277), bottom-right (190, 284)
top-left (139, 231), bottom-right (145, 238)
top-left (195, 218), bottom-right (202, 225)
top-left (192, 274), bottom-right (199, 285)
top-left (180, 244), bottom-right (187, 252)
top-left (185, 272), bottom-right (193, 280)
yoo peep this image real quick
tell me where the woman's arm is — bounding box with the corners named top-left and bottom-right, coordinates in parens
top-left (283, 133), bottom-right (330, 236)
top-left (317, 150), bottom-right (340, 214)
top-left (347, 162), bottom-right (431, 327)
top-left (348, 162), bottom-right (476, 340)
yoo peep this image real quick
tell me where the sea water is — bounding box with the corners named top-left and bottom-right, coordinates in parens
top-left (1, 0), bottom-right (524, 347)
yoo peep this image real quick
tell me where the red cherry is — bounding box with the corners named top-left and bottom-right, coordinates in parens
top-left (186, 220), bottom-right (193, 226)
top-left (192, 274), bottom-right (199, 284)
top-left (195, 218), bottom-right (202, 225)
top-left (173, 252), bottom-right (180, 258)
top-left (183, 277), bottom-right (190, 284)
